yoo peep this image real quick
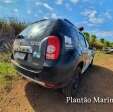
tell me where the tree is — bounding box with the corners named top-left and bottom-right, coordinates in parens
top-left (111, 42), bottom-right (113, 47)
top-left (100, 38), bottom-right (105, 45)
top-left (90, 35), bottom-right (97, 47)
top-left (105, 41), bottom-right (110, 47)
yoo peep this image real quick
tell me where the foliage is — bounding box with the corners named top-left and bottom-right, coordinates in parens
top-left (0, 52), bottom-right (18, 90)
top-left (83, 32), bottom-right (113, 49)
top-left (9, 19), bottom-right (27, 35)
top-left (0, 18), bottom-right (26, 35)
top-left (0, 18), bottom-right (27, 51)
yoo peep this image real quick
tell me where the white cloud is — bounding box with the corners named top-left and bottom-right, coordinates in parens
top-left (35, 1), bottom-right (42, 6)
top-left (82, 0), bottom-right (89, 2)
top-left (105, 11), bottom-right (112, 20)
top-left (34, 14), bottom-right (38, 18)
top-left (70, 0), bottom-right (80, 4)
top-left (65, 3), bottom-right (72, 11)
top-left (27, 10), bottom-right (32, 15)
top-left (81, 9), bottom-right (113, 25)
top-left (38, 9), bottom-right (43, 14)
top-left (3, 0), bottom-right (12, 4)
top-left (81, 9), bottom-right (104, 24)
top-left (82, 0), bottom-right (92, 3)
top-left (35, 2), bottom-right (54, 12)
top-left (13, 8), bottom-right (18, 13)
top-left (51, 13), bottom-right (57, 18)
top-left (56, 0), bottom-right (64, 5)
top-left (43, 3), bottom-right (53, 11)
top-left (43, 16), bottom-right (48, 19)
top-left (96, 31), bottom-right (113, 37)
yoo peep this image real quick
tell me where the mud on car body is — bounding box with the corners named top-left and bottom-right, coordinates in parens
top-left (11, 19), bottom-right (95, 96)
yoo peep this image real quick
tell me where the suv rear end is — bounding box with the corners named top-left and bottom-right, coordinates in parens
top-left (11, 19), bottom-right (77, 89)
top-left (11, 18), bottom-right (94, 96)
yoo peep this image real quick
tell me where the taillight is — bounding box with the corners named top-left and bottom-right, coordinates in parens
top-left (46, 36), bottom-right (60, 60)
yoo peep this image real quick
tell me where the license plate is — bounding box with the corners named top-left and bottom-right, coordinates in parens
top-left (14, 52), bottom-right (26, 60)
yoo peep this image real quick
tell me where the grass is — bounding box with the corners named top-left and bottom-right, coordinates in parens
top-left (0, 62), bottom-right (16, 74)
top-left (0, 52), bottom-right (19, 92)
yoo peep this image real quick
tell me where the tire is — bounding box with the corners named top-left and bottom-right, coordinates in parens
top-left (89, 58), bottom-right (94, 67)
top-left (62, 66), bottom-right (82, 97)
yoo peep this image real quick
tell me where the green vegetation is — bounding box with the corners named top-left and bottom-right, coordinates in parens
top-left (0, 52), bottom-right (18, 92)
top-left (83, 32), bottom-right (113, 49)
top-left (0, 62), bottom-right (16, 74)
top-left (0, 18), bottom-right (26, 35)
top-left (0, 19), bottom-right (26, 91)
top-left (0, 18), bottom-right (27, 51)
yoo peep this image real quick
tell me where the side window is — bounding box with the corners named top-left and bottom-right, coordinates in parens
top-left (85, 39), bottom-right (89, 48)
top-left (70, 27), bottom-right (79, 47)
top-left (60, 22), bottom-right (75, 47)
top-left (82, 34), bottom-right (89, 48)
top-left (78, 33), bottom-right (87, 48)
top-left (62, 22), bottom-right (72, 37)
top-left (57, 20), bottom-right (71, 37)
top-left (64, 22), bottom-right (79, 47)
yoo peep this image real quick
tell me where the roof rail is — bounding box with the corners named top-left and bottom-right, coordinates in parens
top-left (64, 19), bottom-right (75, 26)
top-left (64, 19), bottom-right (84, 31)
top-left (64, 19), bottom-right (79, 29)
top-left (32, 19), bottom-right (48, 24)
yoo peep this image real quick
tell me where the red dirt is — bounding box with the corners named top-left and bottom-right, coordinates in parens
top-left (0, 53), bottom-right (113, 112)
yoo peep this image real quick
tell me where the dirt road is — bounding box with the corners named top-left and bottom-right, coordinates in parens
top-left (0, 52), bottom-right (113, 112)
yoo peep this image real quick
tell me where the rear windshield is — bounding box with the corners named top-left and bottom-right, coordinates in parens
top-left (19, 20), bottom-right (52, 40)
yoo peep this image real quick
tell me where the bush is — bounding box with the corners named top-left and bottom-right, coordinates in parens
top-left (83, 32), bottom-right (113, 50)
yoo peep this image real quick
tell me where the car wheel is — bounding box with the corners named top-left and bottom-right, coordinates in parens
top-left (62, 66), bottom-right (82, 97)
top-left (89, 58), bottom-right (94, 67)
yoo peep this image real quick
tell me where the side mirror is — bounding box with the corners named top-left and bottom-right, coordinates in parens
top-left (78, 27), bottom-right (84, 32)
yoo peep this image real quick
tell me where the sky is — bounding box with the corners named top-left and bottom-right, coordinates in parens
top-left (0, 0), bottom-right (113, 41)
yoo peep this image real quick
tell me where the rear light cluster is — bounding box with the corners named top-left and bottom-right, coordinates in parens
top-left (46, 36), bottom-right (60, 60)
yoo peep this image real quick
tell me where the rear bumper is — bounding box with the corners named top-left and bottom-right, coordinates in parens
top-left (11, 59), bottom-right (74, 89)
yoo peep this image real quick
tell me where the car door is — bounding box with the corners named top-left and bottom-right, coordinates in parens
top-left (78, 32), bottom-right (90, 72)
top-left (85, 39), bottom-right (94, 64)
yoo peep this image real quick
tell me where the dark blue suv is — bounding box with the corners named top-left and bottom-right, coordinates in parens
top-left (11, 19), bottom-right (95, 96)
